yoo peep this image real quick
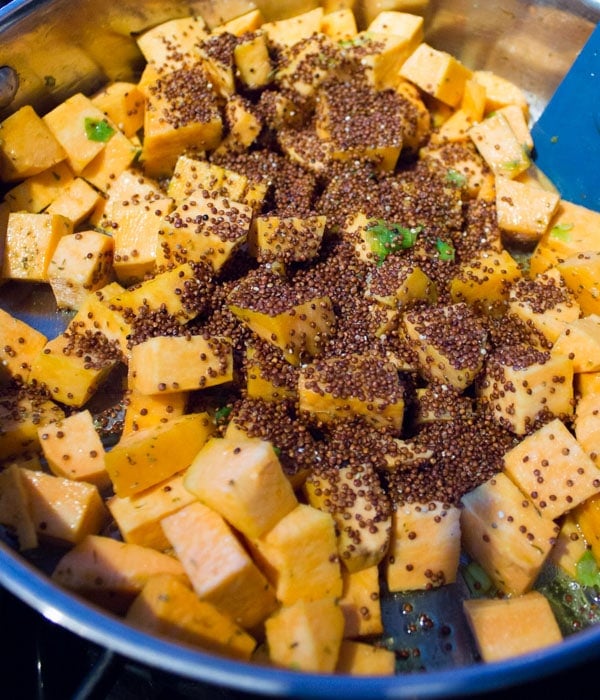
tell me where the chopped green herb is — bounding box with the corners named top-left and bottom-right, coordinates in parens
top-left (550, 222), bottom-right (574, 241)
top-left (366, 219), bottom-right (421, 264)
top-left (462, 560), bottom-right (496, 597)
top-left (338, 33), bottom-right (372, 49)
top-left (272, 445), bottom-right (281, 457)
top-left (576, 549), bottom-right (600, 588)
top-left (84, 117), bottom-right (115, 143)
top-left (446, 169), bottom-right (467, 188)
top-left (435, 237), bottom-right (455, 262)
top-left (214, 405), bottom-right (233, 423)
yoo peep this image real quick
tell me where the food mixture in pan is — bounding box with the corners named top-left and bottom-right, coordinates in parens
top-left (1, 3), bottom-right (600, 674)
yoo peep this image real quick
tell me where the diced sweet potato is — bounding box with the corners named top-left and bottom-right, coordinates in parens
top-left (339, 565), bottom-right (383, 639)
top-left (320, 8), bottom-right (357, 41)
top-left (249, 215), bottom-right (326, 264)
top-left (335, 640), bottom-right (396, 675)
top-left (304, 464), bottom-right (392, 573)
top-left (557, 251), bottom-right (600, 316)
top-left (108, 473), bottom-right (197, 550)
top-left (47, 230), bottom-right (114, 310)
top-left (574, 493), bottom-right (600, 564)
top-left (469, 112), bottom-right (530, 179)
top-left (549, 513), bottom-right (587, 580)
top-left (136, 16), bottom-right (207, 72)
top-left (248, 503), bottom-right (343, 605)
top-left (121, 387), bottom-right (188, 436)
top-left (449, 249), bottom-right (522, 308)
top-left (0, 308), bottom-right (47, 383)
top-left (504, 418), bottom-right (600, 520)
top-left (402, 303), bottom-right (487, 391)
top-left (0, 391), bottom-right (65, 461)
top-left (51, 534), bottom-right (188, 613)
top-left (477, 346), bottom-right (573, 435)
top-left (386, 501), bottom-right (461, 591)
top-left (299, 354), bottom-right (405, 430)
top-left (20, 468), bottom-right (107, 546)
top-left (2, 212), bottom-right (73, 282)
top-left (400, 43), bottom-right (472, 107)
top-left (184, 436), bottom-right (297, 539)
top-left (233, 32), bottom-right (272, 89)
top-left (91, 81), bottom-right (145, 138)
top-left (128, 335), bottom-right (233, 394)
top-left (4, 161), bottom-right (74, 213)
top-left (473, 70), bottom-right (529, 116)
top-left (45, 177), bottom-right (101, 226)
top-left (261, 7), bottom-right (324, 49)
top-left (463, 591), bottom-right (562, 662)
top-left (0, 463), bottom-right (38, 550)
top-left (37, 409), bottom-right (108, 489)
top-left (265, 596), bottom-right (344, 672)
top-left (460, 472), bottom-right (559, 595)
top-left (126, 574), bottom-right (256, 660)
top-left (0, 105), bottom-right (66, 181)
top-left (161, 501), bottom-right (277, 629)
top-left (552, 315), bottom-right (600, 373)
top-left (105, 412), bottom-right (215, 497)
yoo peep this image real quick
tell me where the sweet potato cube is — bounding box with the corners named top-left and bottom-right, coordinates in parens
top-left (366, 259), bottom-right (437, 309)
top-left (261, 7), bottom-right (324, 49)
top-left (2, 212), bottom-right (73, 282)
top-left (0, 308), bottom-right (47, 383)
top-left (349, 31), bottom-right (421, 90)
top-left (504, 418), bottom-right (600, 520)
top-left (495, 176), bottom-right (560, 246)
top-left (265, 596), bottom-right (344, 673)
top-left (51, 534), bottom-right (188, 613)
top-left (339, 565), bottom-right (383, 639)
top-left (574, 493), bottom-right (600, 564)
top-left (4, 161), bottom-right (74, 213)
top-left (463, 592), bottom-right (562, 662)
top-left (126, 574), bottom-right (256, 660)
top-left (140, 65), bottom-right (222, 178)
top-left (0, 105), bottom-right (66, 182)
top-left (184, 436), bottom-right (297, 539)
top-left (215, 94), bottom-right (263, 155)
top-left (400, 43), bottom-right (472, 107)
top-left (574, 391), bottom-right (600, 465)
top-left (367, 10), bottom-right (424, 43)
top-left (47, 230), bottom-right (114, 310)
top-left (29, 332), bottom-right (119, 407)
top-left (549, 513), bottom-right (588, 579)
top-left (136, 16), bottom-right (207, 71)
top-left (107, 473), bottom-right (197, 550)
top-left (478, 346), bottom-right (573, 435)
top-left (45, 177), bottom-right (101, 226)
top-left (473, 70), bottom-right (530, 117)
top-left (304, 464), bottom-right (392, 573)
top-left (460, 472), bottom-right (559, 595)
top-left (529, 200), bottom-right (600, 276)
top-left (161, 501), bottom-right (277, 629)
top-left (449, 248), bottom-right (522, 307)
top-left (80, 129), bottom-right (139, 194)
top-left (105, 412), bottom-right (215, 497)
top-left (91, 81), bottom-right (145, 138)
top-left (557, 251), bottom-right (600, 316)
top-left (402, 303), bottom-right (487, 390)
top-left (129, 335), bottom-right (233, 395)
top-left (228, 287), bottom-right (336, 367)
top-left (335, 640), bottom-right (396, 675)
top-left (0, 464), bottom-right (38, 550)
top-left (157, 192), bottom-right (251, 272)
top-left (212, 8), bottom-right (264, 36)
top-left (507, 273), bottom-right (581, 347)
top-left (166, 155), bottom-right (248, 203)
top-left (469, 112), bottom-right (530, 179)
top-left (0, 391), bottom-right (64, 461)
top-left (42, 93), bottom-right (114, 174)
top-left (552, 315), bottom-right (600, 373)
top-left (37, 409), bottom-right (108, 489)
top-left (233, 32), bottom-right (272, 89)
top-left (299, 354), bottom-right (405, 430)
top-left (320, 8), bottom-right (357, 41)
top-left (122, 387), bottom-right (188, 437)
top-left (248, 503), bottom-right (342, 605)
top-left (20, 468), bottom-right (107, 546)
top-left (386, 501), bottom-right (461, 592)
top-left (249, 215), bottom-right (325, 264)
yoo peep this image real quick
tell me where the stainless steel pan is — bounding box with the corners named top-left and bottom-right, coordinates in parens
top-left (1, 1), bottom-right (600, 696)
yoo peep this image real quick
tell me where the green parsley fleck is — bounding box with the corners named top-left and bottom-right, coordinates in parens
top-left (365, 219), bottom-right (421, 264)
top-left (84, 117), bottom-right (115, 143)
top-left (576, 549), bottom-right (600, 588)
top-left (435, 237), bottom-right (455, 262)
top-left (550, 222), bottom-right (574, 241)
top-left (446, 169), bottom-right (467, 188)
top-left (214, 405), bottom-right (233, 423)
